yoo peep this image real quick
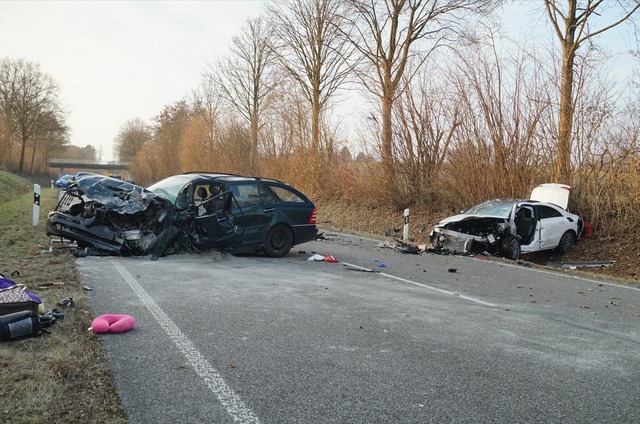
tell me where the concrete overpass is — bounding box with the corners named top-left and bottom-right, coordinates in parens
top-left (48, 159), bottom-right (131, 178)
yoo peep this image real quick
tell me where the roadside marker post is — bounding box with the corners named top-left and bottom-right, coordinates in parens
top-left (403, 208), bottom-right (409, 241)
top-left (33, 184), bottom-right (41, 226)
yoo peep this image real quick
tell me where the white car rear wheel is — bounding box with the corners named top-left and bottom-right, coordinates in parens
top-left (556, 231), bottom-right (576, 254)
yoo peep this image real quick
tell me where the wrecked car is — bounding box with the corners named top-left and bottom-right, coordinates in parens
top-left (429, 183), bottom-right (583, 260)
top-left (46, 172), bottom-right (317, 259)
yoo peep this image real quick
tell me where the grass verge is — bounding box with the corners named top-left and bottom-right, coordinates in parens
top-left (0, 172), bottom-right (126, 424)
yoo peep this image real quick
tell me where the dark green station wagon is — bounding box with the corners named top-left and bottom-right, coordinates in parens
top-left (47, 172), bottom-right (317, 259)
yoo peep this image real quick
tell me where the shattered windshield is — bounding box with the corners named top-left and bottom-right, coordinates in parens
top-left (147, 175), bottom-right (193, 204)
top-left (74, 174), bottom-right (155, 214)
top-left (463, 200), bottom-right (516, 218)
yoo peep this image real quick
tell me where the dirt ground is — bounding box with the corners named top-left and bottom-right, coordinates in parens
top-left (316, 200), bottom-right (640, 286)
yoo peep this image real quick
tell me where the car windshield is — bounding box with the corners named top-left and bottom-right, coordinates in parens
top-left (463, 200), bottom-right (516, 218)
top-left (147, 175), bottom-right (193, 204)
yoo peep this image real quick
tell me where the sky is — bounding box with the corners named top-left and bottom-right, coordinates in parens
top-left (1, 0), bottom-right (266, 162)
top-left (1, 1), bottom-right (637, 163)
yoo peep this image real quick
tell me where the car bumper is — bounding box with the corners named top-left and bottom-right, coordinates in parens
top-left (293, 224), bottom-right (317, 245)
top-left (429, 228), bottom-right (493, 254)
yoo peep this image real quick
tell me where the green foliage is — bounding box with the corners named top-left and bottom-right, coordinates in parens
top-left (0, 170), bottom-right (31, 203)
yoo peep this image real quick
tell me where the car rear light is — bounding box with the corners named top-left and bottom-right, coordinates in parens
top-left (309, 208), bottom-right (317, 225)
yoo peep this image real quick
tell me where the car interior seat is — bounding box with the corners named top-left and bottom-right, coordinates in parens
top-left (515, 207), bottom-right (535, 244)
top-left (205, 186), bottom-right (223, 214)
top-left (196, 187), bottom-right (208, 203)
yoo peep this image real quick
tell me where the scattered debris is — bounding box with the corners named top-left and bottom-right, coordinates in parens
top-left (547, 261), bottom-right (615, 269)
top-left (373, 258), bottom-right (387, 267)
top-left (57, 297), bottom-right (75, 308)
top-left (344, 266), bottom-right (380, 273)
top-left (36, 282), bottom-right (65, 289)
top-left (324, 255), bottom-right (338, 263)
top-left (82, 285), bottom-right (93, 291)
top-left (385, 227), bottom-right (399, 237)
top-left (448, 268), bottom-right (457, 273)
top-left (307, 254), bottom-right (326, 261)
top-left (375, 239), bottom-right (421, 254)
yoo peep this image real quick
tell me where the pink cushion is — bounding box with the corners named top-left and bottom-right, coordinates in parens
top-left (91, 314), bottom-right (136, 333)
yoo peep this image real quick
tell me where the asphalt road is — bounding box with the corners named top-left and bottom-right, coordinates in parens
top-left (78, 232), bottom-right (640, 424)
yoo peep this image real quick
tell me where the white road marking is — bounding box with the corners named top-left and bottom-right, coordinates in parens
top-left (111, 260), bottom-right (261, 424)
top-left (342, 262), bottom-right (499, 307)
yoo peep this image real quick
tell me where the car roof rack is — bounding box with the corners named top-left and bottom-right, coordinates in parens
top-left (182, 171), bottom-right (284, 184)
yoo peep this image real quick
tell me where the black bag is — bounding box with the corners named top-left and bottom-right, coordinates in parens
top-left (0, 310), bottom-right (44, 341)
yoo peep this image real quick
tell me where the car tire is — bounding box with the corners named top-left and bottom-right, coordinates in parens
top-left (264, 224), bottom-right (293, 258)
top-left (555, 231), bottom-right (576, 254)
top-left (500, 236), bottom-right (521, 260)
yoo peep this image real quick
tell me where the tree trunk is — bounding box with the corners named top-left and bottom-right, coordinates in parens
top-left (557, 41), bottom-right (575, 183)
top-left (250, 111), bottom-right (259, 174)
top-left (311, 98), bottom-right (320, 193)
top-left (18, 134), bottom-right (27, 173)
top-left (381, 94), bottom-right (395, 188)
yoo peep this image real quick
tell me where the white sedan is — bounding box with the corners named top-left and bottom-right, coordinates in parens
top-left (429, 184), bottom-right (584, 260)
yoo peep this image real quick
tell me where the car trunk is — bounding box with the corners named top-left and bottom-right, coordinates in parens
top-left (530, 183), bottom-right (570, 210)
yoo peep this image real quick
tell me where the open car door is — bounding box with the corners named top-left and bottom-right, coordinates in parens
top-left (191, 189), bottom-right (245, 250)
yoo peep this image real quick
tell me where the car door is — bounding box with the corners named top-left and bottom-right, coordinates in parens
top-left (536, 204), bottom-right (569, 249)
top-left (228, 181), bottom-right (275, 245)
top-left (191, 181), bottom-right (241, 249)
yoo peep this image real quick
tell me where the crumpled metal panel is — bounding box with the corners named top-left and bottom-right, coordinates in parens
top-left (74, 174), bottom-right (156, 214)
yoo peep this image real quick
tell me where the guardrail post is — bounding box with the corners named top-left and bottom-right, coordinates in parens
top-left (33, 184), bottom-right (41, 226)
top-left (403, 208), bottom-right (409, 241)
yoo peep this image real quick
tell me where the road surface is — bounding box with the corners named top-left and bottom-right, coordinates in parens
top-left (78, 232), bottom-right (640, 423)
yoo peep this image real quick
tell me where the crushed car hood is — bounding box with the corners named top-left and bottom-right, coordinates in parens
top-left (530, 183), bottom-right (570, 210)
top-left (74, 174), bottom-right (156, 214)
top-left (437, 213), bottom-right (508, 226)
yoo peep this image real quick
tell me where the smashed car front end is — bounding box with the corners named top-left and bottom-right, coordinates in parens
top-left (429, 216), bottom-right (510, 255)
top-left (46, 175), bottom-right (183, 257)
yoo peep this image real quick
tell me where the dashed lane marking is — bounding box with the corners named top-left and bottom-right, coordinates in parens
top-left (342, 262), bottom-right (499, 307)
top-left (112, 260), bottom-right (261, 424)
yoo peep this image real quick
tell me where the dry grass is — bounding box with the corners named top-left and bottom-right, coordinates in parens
top-left (0, 172), bottom-right (126, 424)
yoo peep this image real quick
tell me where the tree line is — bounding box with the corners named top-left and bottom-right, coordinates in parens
top-left (2, 1), bottom-right (639, 235)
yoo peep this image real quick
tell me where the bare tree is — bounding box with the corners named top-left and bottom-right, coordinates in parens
top-left (31, 108), bottom-right (69, 174)
top-left (544, 0), bottom-right (640, 182)
top-left (114, 118), bottom-right (152, 162)
top-left (268, 0), bottom-right (354, 191)
top-left (343, 0), bottom-right (498, 188)
top-left (448, 38), bottom-right (554, 203)
top-left (0, 58), bottom-right (67, 173)
top-left (150, 100), bottom-right (192, 179)
top-left (213, 17), bottom-right (276, 173)
top-left (393, 68), bottom-right (460, 203)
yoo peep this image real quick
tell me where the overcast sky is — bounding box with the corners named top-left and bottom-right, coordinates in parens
top-left (1, 1), bottom-right (265, 161)
top-left (1, 1), bottom-right (636, 163)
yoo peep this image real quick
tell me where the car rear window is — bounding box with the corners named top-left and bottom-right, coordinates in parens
top-left (269, 185), bottom-right (306, 203)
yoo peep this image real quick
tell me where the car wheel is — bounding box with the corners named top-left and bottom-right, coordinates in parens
top-left (264, 224), bottom-right (293, 258)
top-left (500, 236), bottom-right (521, 260)
top-left (555, 231), bottom-right (576, 254)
